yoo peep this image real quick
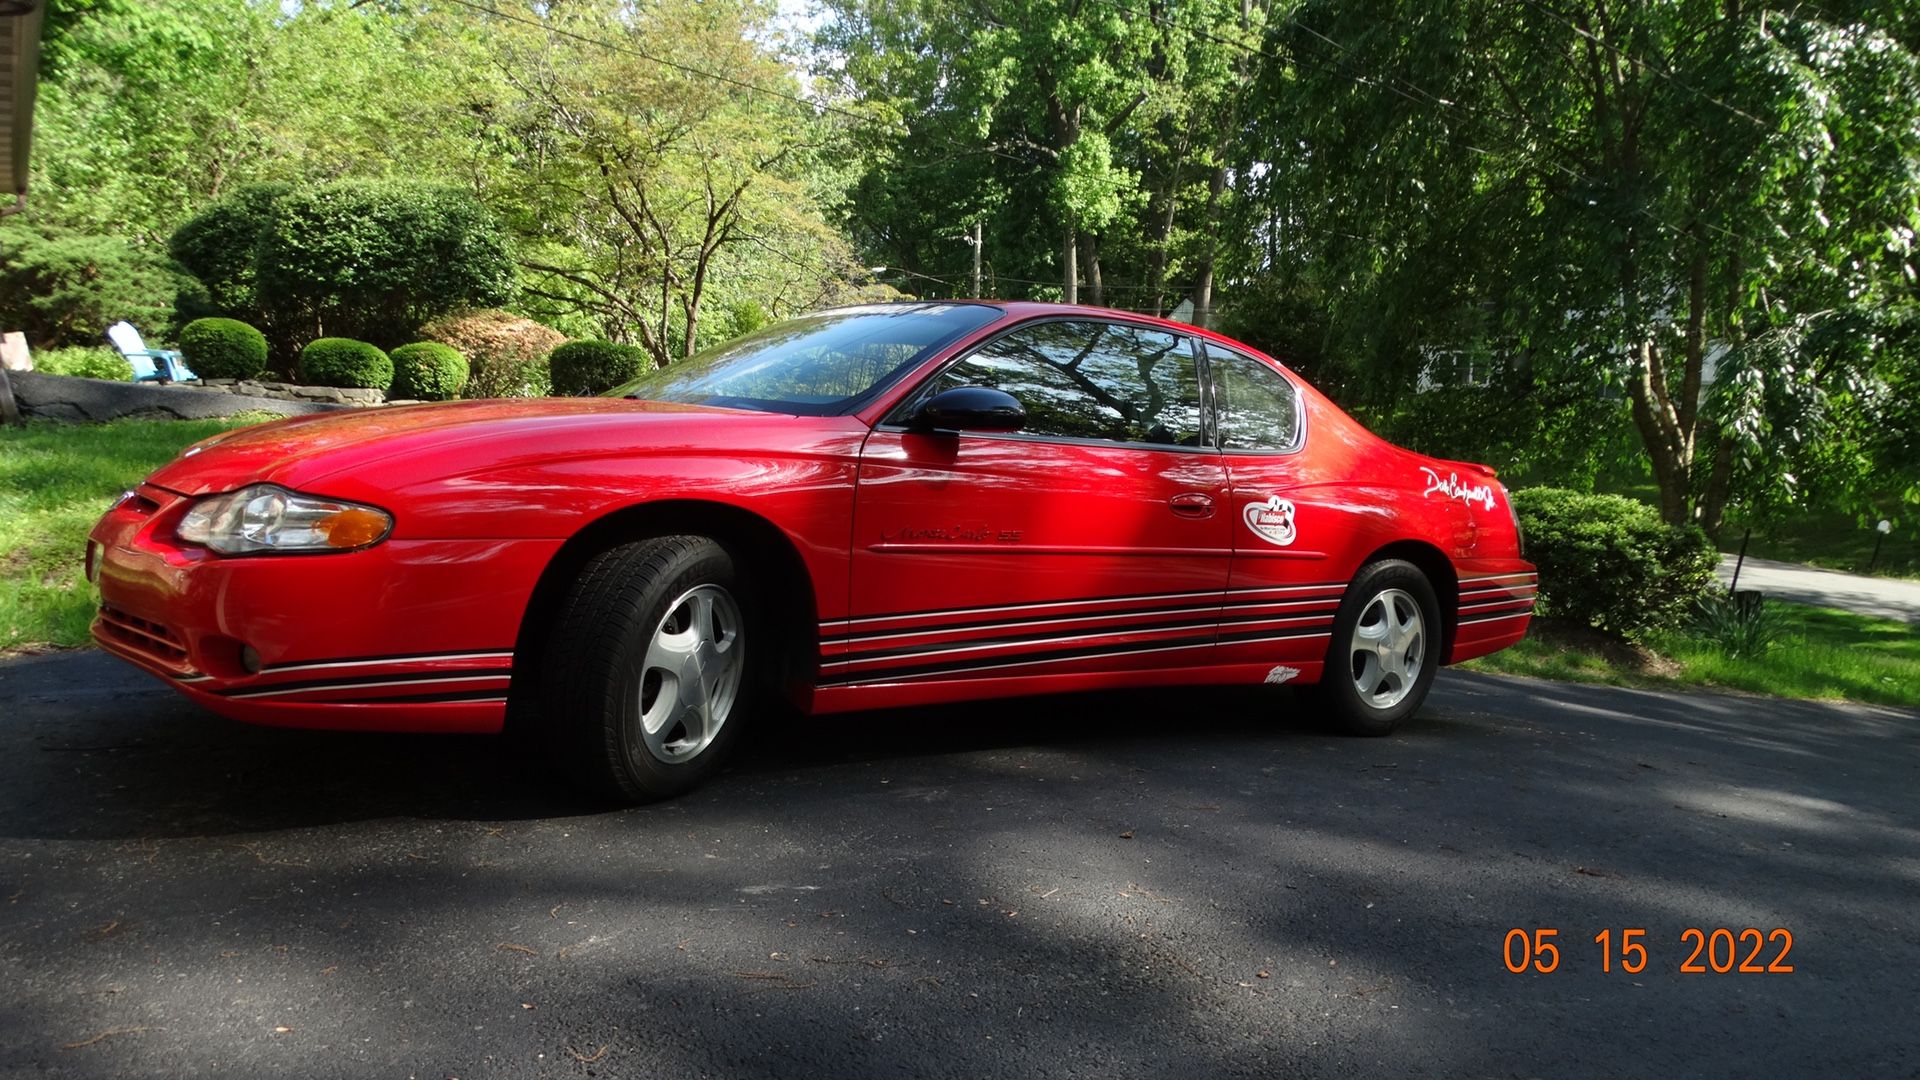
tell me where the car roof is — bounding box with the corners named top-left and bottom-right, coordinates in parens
top-left (820, 299), bottom-right (1265, 356)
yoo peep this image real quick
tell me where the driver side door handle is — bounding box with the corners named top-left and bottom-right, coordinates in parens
top-left (1169, 492), bottom-right (1216, 518)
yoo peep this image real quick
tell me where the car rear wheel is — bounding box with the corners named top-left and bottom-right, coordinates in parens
top-left (542, 536), bottom-right (757, 803)
top-left (1314, 559), bottom-right (1441, 736)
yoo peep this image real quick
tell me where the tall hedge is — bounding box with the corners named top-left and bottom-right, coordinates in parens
top-left (1512, 487), bottom-right (1719, 641)
top-left (178, 317), bottom-right (269, 380)
top-left (389, 342), bottom-right (469, 401)
top-left (171, 181), bottom-right (515, 358)
top-left (168, 182), bottom-right (295, 345)
top-left (549, 339), bottom-right (648, 396)
top-left (299, 338), bottom-right (394, 391)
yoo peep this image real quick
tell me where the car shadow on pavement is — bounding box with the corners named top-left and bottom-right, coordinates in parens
top-left (0, 650), bottom-right (1335, 842)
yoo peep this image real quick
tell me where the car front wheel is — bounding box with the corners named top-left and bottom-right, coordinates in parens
top-left (542, 535), bottom-right (757, 802)
top-left (1314, 559), bottom-right (1441, 736)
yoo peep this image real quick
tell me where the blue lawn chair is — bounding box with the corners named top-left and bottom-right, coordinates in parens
top-left (106, 321), bottom-right (196, 382)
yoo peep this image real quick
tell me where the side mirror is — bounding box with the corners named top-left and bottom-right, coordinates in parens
top-left (910, 386), bottom-right (1027, 433)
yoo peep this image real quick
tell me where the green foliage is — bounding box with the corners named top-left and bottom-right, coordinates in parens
top-left (389, 342), bottom-right (470, 402)
top-left (30, 347), bottom-right (134, 382)
top-left (298, 338), bottom-right (393, 391)
top-left (1513, 487), bottom-right (1720, 641)
top-left (252, 180), bottom-right (515, 349)
top-left (502, 0), bottom-right (860, 364)
top-left (1688, 592), bottom-right (1789, 661)
top-left (548, 340), bottom-right (648, 397)
top-left (178, 317), bottom-right (269, 381)
top-left (168, 182), bottom-right (296, 350)
top-left (0, 221), bottom-right (186, 348)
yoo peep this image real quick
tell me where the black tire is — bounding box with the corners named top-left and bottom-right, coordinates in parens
top-left (542, 536), bottom-right (759, 803)
top-left (1314, 559), bottom-right (1442, 736)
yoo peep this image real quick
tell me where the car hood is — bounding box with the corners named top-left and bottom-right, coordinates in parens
top-left (145, 397), bottom-right (769, 497)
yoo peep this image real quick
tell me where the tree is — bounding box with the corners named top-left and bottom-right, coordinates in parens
top-left (1237, 0), bottom-right (1920, 534)
top-left (0, 221), bottom-right (189, 347)
top-left (817, 0), bottom-right (1258, 313)
top-left (482, 0), bottom-right (859, 367)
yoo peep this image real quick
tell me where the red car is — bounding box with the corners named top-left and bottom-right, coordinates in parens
top-left (89, 302), bottom-right (1534, 801)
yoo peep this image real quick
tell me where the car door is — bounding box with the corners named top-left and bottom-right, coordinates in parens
top-left (835, 318), bottom-right (1231, 689)
top-left (1204, 341), bottom-right (1353, 673)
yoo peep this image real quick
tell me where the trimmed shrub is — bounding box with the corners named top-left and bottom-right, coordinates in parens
top-left (1512, 487), bottom-right (1719, 641)
top-left (32, 346), bottom-right (134, 381)
top-left (549, 339), bottom-right (647, 397)
top-left (178, 317), bottom-right (269, 380)
top-left (299, 337), bottom-right (393, 391)
top-left (390, 342), bottom-right (469, 401)
top-left (421, 308), bottom-right (566, 399)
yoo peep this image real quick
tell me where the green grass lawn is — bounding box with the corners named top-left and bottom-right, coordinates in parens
top-left (1, 417), bottom-right (258, 653)
top-left (1465, 605), bottom-right (1920, 710)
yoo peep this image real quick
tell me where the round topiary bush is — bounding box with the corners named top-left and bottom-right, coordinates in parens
top-left (178, 317), bottom-right (269, 380)
top-left (548, 339), bottom-right (648, 397)
top-left (299, 337), bottom-right (393, 390)
top-left (1511, 487), bottom-right (1719, 641)
top-left (389, 342), bottom-right (469, 401)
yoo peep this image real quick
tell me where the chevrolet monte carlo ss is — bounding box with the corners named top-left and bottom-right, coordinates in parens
top-left (90, 302), bottom-right (1535, 801)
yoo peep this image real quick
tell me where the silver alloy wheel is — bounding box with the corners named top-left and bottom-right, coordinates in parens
top-left (1348, 587), bottom-right (1425, 710)
top-left (634, 583), bottom-right (745, 764)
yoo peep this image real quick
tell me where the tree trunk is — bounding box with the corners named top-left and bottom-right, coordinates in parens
top-left (1626, 338), bottom-right (1692, 525)
top-left (970, 220), bottom-right (982, 298)
top-left (1190, 163), bottom-right (1229, 329)
top-left (1062, 228), bottom-right (1078, 304)
top-left (1079, 233), bottom-right (1104, 308)
top-left (1698, 432), bottom-right (1736, 539)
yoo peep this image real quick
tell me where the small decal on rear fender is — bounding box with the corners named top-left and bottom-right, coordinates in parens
top-left (1242, 496), bottom-right (1297, 546)
top-left (1264, 665), bottom-right (1301, 685)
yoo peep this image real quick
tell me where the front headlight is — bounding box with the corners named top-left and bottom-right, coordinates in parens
top-left (176, 484), bottom-right (392, 555)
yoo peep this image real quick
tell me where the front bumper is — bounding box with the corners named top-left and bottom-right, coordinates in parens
top-left (88, 484), bottom-right (562, 733)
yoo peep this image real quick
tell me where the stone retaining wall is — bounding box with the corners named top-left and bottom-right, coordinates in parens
top-left (8, 371), bottom-right (352, 424)
top-left (191, 378), bottom-right (399, 406)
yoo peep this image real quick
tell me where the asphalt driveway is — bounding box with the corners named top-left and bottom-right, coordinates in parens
top-left (1, 651), bottom-right (1915, 1078)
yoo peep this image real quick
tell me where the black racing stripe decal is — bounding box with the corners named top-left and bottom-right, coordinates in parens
top-left (836, 603), bottom-right (1339, 663)
top-left (1458, 607), bottom-right (1534, 626)
top-left (322, 689), bottom-right (512, 705)
top-left (260, 648), bottom-right (514, 673)
top-left (819, 632), bottom-right (1220, 686)
top-left (215, 668), bottom-right (515, 698)
top-left (1215, 625), bottom-right (1340, 646)
top-left (1456, 599), bottom-right (1536, 617)
top-left (825, 623), bottom-right (1338, 688)
top-left (840, 614), bottom-right (1231, 664)
top-left (826, 591), bottom-right (1346, 645)
top-left (832, 581), bottom-right (1350, 629)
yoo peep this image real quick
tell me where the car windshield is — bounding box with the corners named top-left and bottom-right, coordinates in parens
top-left (607, 303), bottom-right (1004, 415)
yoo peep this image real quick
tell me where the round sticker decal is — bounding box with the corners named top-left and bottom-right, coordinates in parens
top-left (1243, 495), bottom-right (1297, 547)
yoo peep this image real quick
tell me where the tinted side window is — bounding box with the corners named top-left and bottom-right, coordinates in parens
top-left (1209, 344), bottom-right (1300, 451)
top-left (925, 321), bottom-right (1204, 446)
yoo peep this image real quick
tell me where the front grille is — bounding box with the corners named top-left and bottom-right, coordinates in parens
top-left (98, 605), bottom-right (190, 664)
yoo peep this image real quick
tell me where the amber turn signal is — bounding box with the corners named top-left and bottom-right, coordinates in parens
top-left (316, 507), bottom-right (392, 549)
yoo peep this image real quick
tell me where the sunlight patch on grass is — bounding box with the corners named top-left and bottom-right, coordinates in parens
top-left (1465, 605), bottom-right (1920, 709)
top-left (1, 417), bottom-right (259, 652)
